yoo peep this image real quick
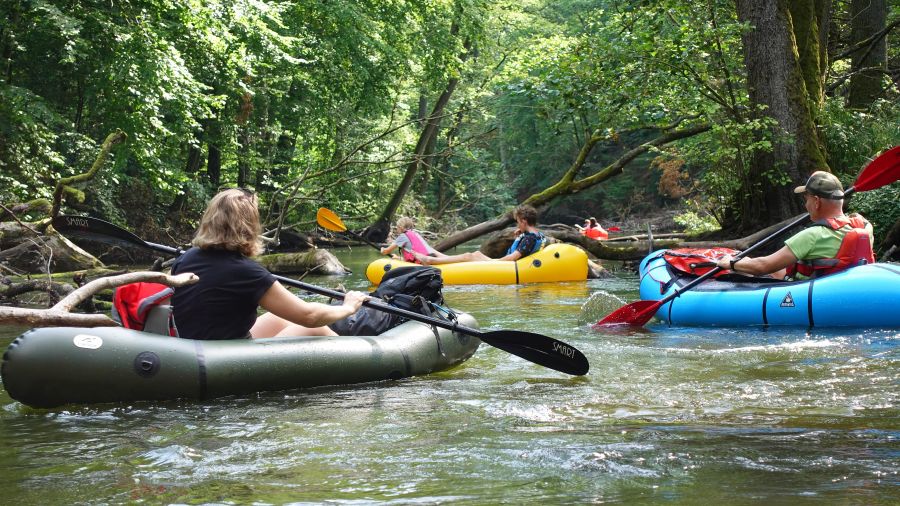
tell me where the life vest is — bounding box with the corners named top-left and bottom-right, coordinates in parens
top-left (786, 214), bottom-right (874, 278)
top-left (112, 282), bottom-right (178, 336)
top-left (400, 230), bottom-right (431, 263)
top-left (663, 247), bottom-right (739, 277)
top-left (583, 226), bottom-right (608, 240)
top-left (506, 231), bottom-right (545, 257)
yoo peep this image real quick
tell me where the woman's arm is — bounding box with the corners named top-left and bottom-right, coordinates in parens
top-left (258, 282), bottom-right (368, 327)
top-left (380, 243), bottom-right (397, 255)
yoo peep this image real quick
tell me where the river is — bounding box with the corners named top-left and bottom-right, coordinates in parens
top-left (1, 248), bottom-right (897, 504)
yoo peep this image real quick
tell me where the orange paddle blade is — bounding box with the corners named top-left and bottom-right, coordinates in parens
top-left (593, 299), bottom-right (663, 327)
top-left (316, 207), bottom-right (348, 232)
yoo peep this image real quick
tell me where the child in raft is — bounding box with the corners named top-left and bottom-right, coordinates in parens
top-left (380, 216), bottom-right (450, 263)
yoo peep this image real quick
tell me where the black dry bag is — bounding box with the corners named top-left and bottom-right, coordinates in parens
top-left (328, 266), bottom-right (446, 336)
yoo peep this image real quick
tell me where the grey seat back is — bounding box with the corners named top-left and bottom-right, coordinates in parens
top-left (143, 305), bottom-right (177, 336)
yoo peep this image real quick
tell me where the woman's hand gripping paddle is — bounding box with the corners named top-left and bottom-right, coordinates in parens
top-left (316, 207), bottom-right (383, 251)
top-left (52, 216), bottom-right (590, 376)
top-left (595, 145), bottom-right (900, 328)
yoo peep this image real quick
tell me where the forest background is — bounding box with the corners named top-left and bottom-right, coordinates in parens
top-left (1, 0), bottom-right (898, 256)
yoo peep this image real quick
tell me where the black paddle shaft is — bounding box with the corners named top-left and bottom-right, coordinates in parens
top-left (51, 215), bottom-right (590, 376)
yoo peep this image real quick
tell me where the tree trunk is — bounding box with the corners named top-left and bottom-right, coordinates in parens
top-left (734, 0), bottom-right (828, 233)
top-left (257, 248), bottom-right (348, 276)
top-left (0, 233), bottom-right (102, 273)
top-left (271, 132), bottom-right (295, 183)
top-left (434, 108), bottom-right (465, 218)
top-left (789, 0), bottom-right (831, 110)
top-left (371, 19), bottom-right (471, 242)
top-left (373, 77), bottom-right (461, 242)
top-left (1, 222), bottom-right (104, 273)
top-left (848, 0), bottom-right (887, 108)
top-left (185, 142), bottom-right (203, 174)
top-left (1, 1), bottom-right (20, 84)
top-left (208, 142), bottom-right (221, 187)
top-left (167, 130), bottom-right (206, 218)
top-left (50, 130), bottom-right (127, 218)
top-left (237, 124), bottom-right (251, 188)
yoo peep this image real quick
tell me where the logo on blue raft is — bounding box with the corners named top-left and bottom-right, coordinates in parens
top-left (780, 292), bottom-right (796, 308)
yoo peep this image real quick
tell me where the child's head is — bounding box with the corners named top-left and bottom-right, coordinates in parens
top-left (395, 216), bottom-right (415, 232)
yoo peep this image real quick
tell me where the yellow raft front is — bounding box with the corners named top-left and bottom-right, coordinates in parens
top-left (366, 242), bottom-right (588, 285)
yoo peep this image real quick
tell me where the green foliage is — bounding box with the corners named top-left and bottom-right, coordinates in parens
top-left (850, 184), bottom-right (900, 252)
top-left (672, 107), bottom-right (784, 226)
top-left (0, 0), bottom-right (481, 230)
top-left (0, 85), bottom-right (69, 203)
top-left (817, 97), bottom-right (900, 250)
top-left (458, 0), bottom-right (750, 223)
top-left (820, 98), bottom-right (900, 179)
top-left (673, 204), bottom-right (721, 236)
top-left (0, 0), bottom-right (895, 242)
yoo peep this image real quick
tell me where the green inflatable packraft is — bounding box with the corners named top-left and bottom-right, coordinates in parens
top-left (1, 313), bottom-right (479, 408)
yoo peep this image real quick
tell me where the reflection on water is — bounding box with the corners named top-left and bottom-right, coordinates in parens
top-left (1, 247), bottom-right (897, 504)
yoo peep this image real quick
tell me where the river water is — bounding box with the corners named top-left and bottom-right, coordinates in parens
top-left (1, 248), bottom-right (897, 504)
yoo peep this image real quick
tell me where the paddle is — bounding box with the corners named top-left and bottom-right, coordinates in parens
top-left (595, 145), bottom-right (900, 328)
top-left (52, 216), bottom-right (590, 376)
top-left (316, 207), bottom-right (383, 251)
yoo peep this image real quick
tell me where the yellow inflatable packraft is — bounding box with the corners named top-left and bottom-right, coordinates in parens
top-left (366, 242), bottom-right (588, 285)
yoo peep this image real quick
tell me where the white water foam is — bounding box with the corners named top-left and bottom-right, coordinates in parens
top-left (659, 339), bottom-right (842, 354)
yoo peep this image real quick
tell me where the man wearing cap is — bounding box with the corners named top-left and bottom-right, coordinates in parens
top-left (715, 171), bottom-right (873, 279)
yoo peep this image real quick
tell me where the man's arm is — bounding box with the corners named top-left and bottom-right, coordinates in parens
top-left (717, 246), bottom-right (797, 277)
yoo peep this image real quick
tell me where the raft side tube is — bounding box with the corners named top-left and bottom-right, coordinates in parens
top-left (1, 313), bottom-right (479, 408)
top-left (639, 249), bottom-right (900, 327)
top-left (366, 243), bottom-right (588, 285)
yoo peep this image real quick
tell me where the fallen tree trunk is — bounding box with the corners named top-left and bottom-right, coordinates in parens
top-left (0, 272), bottom-right (197, 328)
top-left (0, 231), bottom-right (103, 273)
top-left (568, 213), bottom-right (808, 262)
top-left (470, 215), bottom-right (809, 263)
top-left (258, 248), bottom-right (349, 275)
top-left (878, 216), bottom-right (900, 261)
top-left (605, 232), bottom-right (688, 242)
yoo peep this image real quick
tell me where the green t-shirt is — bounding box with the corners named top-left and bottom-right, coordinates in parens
top-left (784, 217), bottom-right (874, 271)
top-left (784, 226), bottom-right (844, 261)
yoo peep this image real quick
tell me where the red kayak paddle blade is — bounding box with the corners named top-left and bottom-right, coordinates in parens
top-left (853, 145), bottom-right (900, 192)
top-left (593, 299), bottom-right (662, 327)
top-left (607, 226), bottom-right (622, 232)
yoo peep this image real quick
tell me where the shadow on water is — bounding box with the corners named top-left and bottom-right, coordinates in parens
top-left (1, 247), bottom-right (897, 504)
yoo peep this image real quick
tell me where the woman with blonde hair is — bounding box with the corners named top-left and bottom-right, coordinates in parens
top-left (172, 188), bottom-right (368, 340)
